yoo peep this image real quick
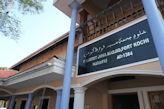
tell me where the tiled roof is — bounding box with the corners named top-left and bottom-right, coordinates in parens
top-left (0, 70), bottom-right (18, 79)
top-left (10, 32), bottom-right (69, 70)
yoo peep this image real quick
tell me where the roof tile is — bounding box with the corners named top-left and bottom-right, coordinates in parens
top-left (0, 70), bottom-right (18, 79)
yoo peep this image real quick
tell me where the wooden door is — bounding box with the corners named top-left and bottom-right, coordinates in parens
top-left (149, 91), bottom-right (164, 109)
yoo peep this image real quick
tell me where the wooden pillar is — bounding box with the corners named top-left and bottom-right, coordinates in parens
top-left (79, 9), bottom-right (88, 24)
top-left (79, 9), bottom-right (88, 42)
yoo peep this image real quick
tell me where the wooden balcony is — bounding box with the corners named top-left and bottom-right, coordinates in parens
top-left (78, 0), bottom-right (164, 44)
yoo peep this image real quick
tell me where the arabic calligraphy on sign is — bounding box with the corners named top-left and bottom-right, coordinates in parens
top-left (83, 30), bottom-right (147, 58)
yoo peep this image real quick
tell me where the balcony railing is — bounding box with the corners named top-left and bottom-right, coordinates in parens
top-left (78, 0), bottom-right (164, 44)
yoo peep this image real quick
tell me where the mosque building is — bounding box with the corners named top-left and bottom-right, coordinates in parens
top-left (0, 0), bottom-right (164, 109)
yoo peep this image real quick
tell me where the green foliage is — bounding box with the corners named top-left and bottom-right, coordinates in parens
top-left (17, 0), bottom-right (46, 14)
top-left (0, 67), bottom-right (8, 70)
top-left (0, 0), bottom-right (46, 40)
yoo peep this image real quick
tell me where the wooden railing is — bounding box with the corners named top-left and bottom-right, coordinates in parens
top-left (78, 0), bottom-right (145, 44)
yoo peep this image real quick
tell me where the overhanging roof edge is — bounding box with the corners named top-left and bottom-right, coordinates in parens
top-left (10, 32), bottom-right (69, 70)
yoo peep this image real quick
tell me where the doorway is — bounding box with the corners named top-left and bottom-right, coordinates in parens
top-left (39, 97), bottom-right (49, 109)
top-left (20, 100), bottom-right (27, 109)
top-left (69, 97), bottom-right (74, 109)
top-left (112, 93), bottom-right (140, 109)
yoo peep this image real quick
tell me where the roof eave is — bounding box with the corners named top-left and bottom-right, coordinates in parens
top-left (53, 0), bottom-right (86, 24)
top-left (10, 32), bottom-right (69, 70)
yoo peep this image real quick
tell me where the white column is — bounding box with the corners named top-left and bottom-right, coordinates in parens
top-left (73, 87), bottom-right (87, 109)
top-left (137, 91), bottom-right (145, 109)
top-left (143, 91), bottom-right (151, 109)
